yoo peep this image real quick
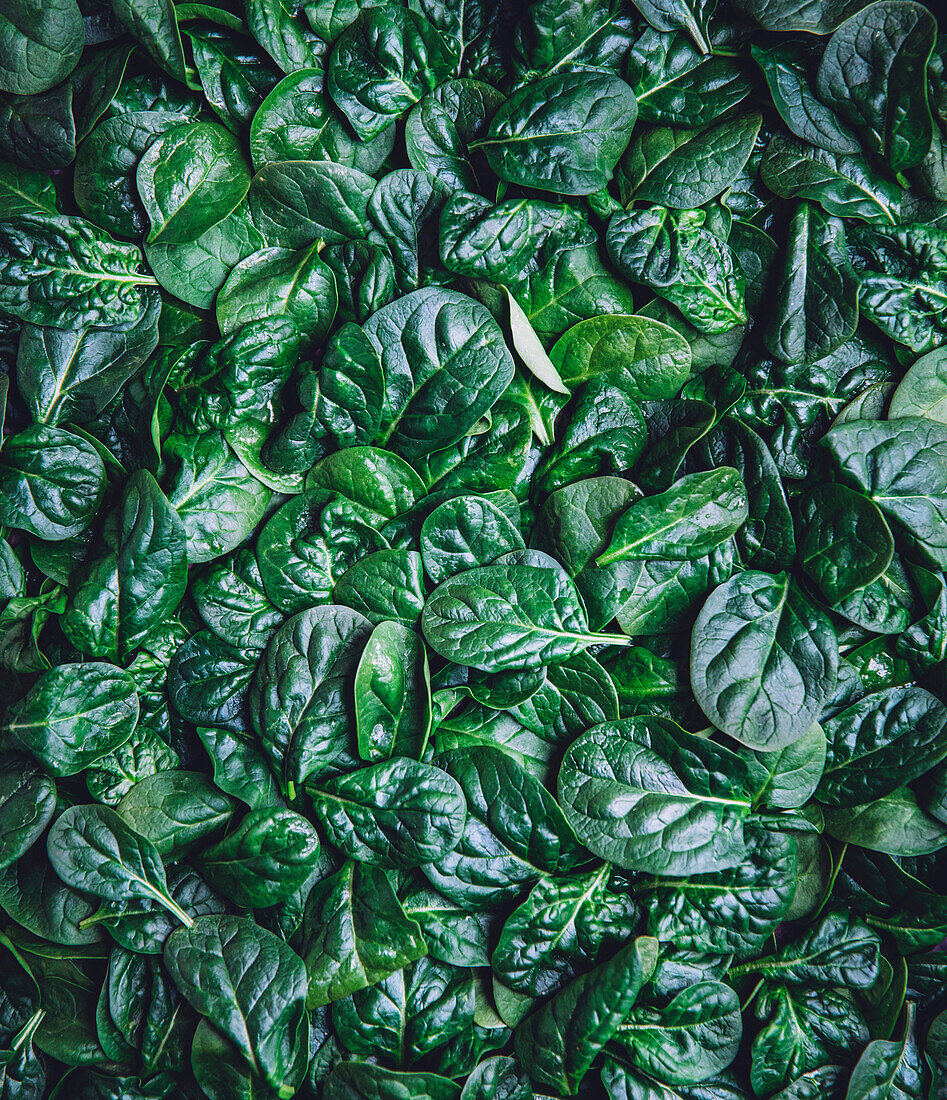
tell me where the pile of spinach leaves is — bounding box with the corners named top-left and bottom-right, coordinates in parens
top-left (2, 0), bottom-right (947, 1096)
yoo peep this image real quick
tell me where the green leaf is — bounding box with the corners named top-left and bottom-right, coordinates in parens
top-left (749, 984), bottom-right (867, 1096)
top-left (513, 935), bottom-right (658, 1094)
top-left (216, 243), bottom-right (338, 344)
top-left (368, 168), bottom-right (451, 294)
top-left (0, 842), bottom-right (100, 946)
top-left (196, 726), bottom-right (284, 811)
top-left (0, 424), bottom-right (105, 539)
top-left (597, 468), bottom-right (748, 564)
top-left (817, 1), bottom-right (936, 172)
top-left (111, 0), bottom-right (187, 82)
top-left (16, 296), bottom-right (161, 426)
top-left (73, 110), bottom-right (190, 239)
top-left (47, 804), bottom-right (193, 926)
top-left (0, 161), bottom-right (57, 216)
top-left (0, 753), bottom-right (56, 870)
top-left (354, 621), bottom-right (431, 761)
top-left (169, 629), bottom-right (257, 734)
top-left (244, 0), bottom-right (322, 74)
top-left (426, 745), bottom-right (588, 909)
top-left (335, 549), bottom-right (428, 628)
top-left (629, 0), bottom-right (713, 53)
top-left (736, 910), bottom-right (881, 987)
top-left (538, 475), bottom-right (643, 630)
top-left (818, 683), bottom-right (947, 805)
top-left (255, 489), bottom-right (388, 614)
top-left (798, 483), bottom-right (894, 604)
top-left (325, 1062), bottom-right (460, 1100)
top-left (302, 861), bottom-right (427, 1008)
top-left (248, 159), bottom-right (375, 248)
top-left (612, 981), bottom-right (743, 1085)
top-left (620, 109), bottom-right (761, 209)
top-left (402, 885), bottom-right (491, 967)
top-left (888, 345), bottom-right (947, 422)
top-left (764, 202), bottom-right (860, 365)
top-left (60, 470), bottom-right (188, 662)
top-left (145, 198), bottom-right (264, 309)
top-left (0, 213), bottom-right (151, 328)
top-left (0, 0), bottom-right (83, 95)
top-left (460, 1056), bottom-right (530, 1100)
top-left (115, 770), bottom-right (234, 858)
top-left (351, 288), bottom-right (515, 461)
top-left (607, 207), bottom-right (746, 334)
top-left (492, 865), bottom-right (638, 996)
top-left (749, 722), bottom-right (828, 810)
top-left (474, 70), bottom-right (638, 195)
top-left (163, 431), bottom-right (270, 563)
top-left (690, 570), bottom-right (839, 751)
top-left (760, 133), bottom-right (902, 224)
top-left (406, 79), bottom-right (504, 193)
top-left (251, 604), bottom-right (373, 793)
top-left (421, 554), bottom-right (628, 673)
top-left (191, 549), bottom-right (283, 650)
top-left (164, 913), bottom-right (307, 1091)
top-left (4, 662), bottom-right (138, 776)
top-left (730, 0), bottom-right (867, 32)
top-left (197, 808), bottom-right (321, 908)
top-left (844, 1001), bottom-right (922, 1099)
top-left (309, 756), bottom-right (466, 868)
top-left (307, 447), bottom-right (426, 523)
top-left (137, 121), bottom-right (251, 246)
top-left (628, 29), bottom-right (752, 129)
top-left (327, 7), bottom-right (453, 141)
top-left (825, 416), bottom-right (947, 567)
top-left (558, 717), bottom-right (752, 875)
top-left (332, 955), bottom-right (474, 1066)
top-left (847, 222), bottom-right (947, 353)
top-left (752, 41), bottom-right (861, 155)
top-left (641, 822), bottom-right (797, 954)
top-left (823, 786), bottom-right (947, 855)
top-left (421, 496), bottom-right (524, 587)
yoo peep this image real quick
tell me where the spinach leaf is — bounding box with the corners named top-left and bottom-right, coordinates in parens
top-left (251, 604), bottom-right (373, 795)
top-left (474, 71), bottom-right (637, 195)
top-left (492, 866), bottom-right (638, 996)
top-left (817, 1), bottom-right (936, 172)
top-left (47, 804), bottom-right (194, 926)
top-left (690, 570), bottom-right (838, 751)
top-left (422, 555), bottom-right (629, 672)
top-left (0, 754), bottom-right (56, 870)
top-left (302, 861), bottom-right (427, 1008)
top-left (309, 756), bottom-right (466, 868)
top-left (558, 717), bottom-right (753, 874)
top-left (607, 207), bottom-right (747, 333)
top-left (136, 122), bottom-right (251, 246)
top-left (513, 935), bottom-right (657, 1094)
top-left (197, 807), bottom-right (321, 908)
top-left (0, 424), bottom-right (105, 539)
top-left (597, 468), bottom-right (748, 564)
top-left (825, 417), bottom-right (947, 567)
top-left (165, 913), bottom-right (308, 1094)
top-left (4, 662), bottom-right (138, 776)
top-left (0, 0), bottom-right (83, 96)
top-left (612, 981), bottom-right (743, 1085)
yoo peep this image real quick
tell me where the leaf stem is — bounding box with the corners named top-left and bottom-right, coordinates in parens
top-left (740, 979), bottom-right (764, 1012)
top-left (153, 889), bottom-right (194, 928)
top-left (811, 842), bottom-right (847, 922)
top-left (589, 632), bottom-right (632, 647)
top-left (12, 1008), bottom-right (45, 1053)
